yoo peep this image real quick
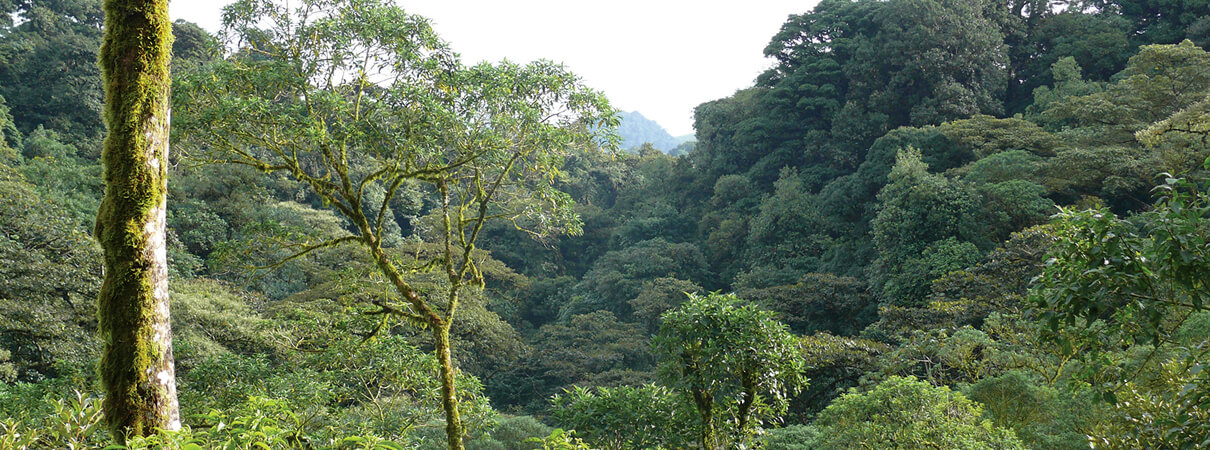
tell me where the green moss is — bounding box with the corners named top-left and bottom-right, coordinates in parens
top-left (95, 0), bottom-right (177, 440)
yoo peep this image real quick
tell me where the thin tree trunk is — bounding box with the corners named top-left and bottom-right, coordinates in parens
top-left (693, 389), bottom-right (716, 450)
top-left (737, 374), bottom-right (756, 445)
top-left (95, 0), bottom-right (178, 440)
top-left (357, 220), bottom-right (465, 450)
top-left (434, 324), bottom-right (464, 449)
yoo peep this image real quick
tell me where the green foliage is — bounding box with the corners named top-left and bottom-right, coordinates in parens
top-left (207, 201), bottom-right (349, 300)
top-left (1090, 348), bottom-right (1210, 448)
top-left (170, 279), bottom-right (281, 369)
top-left (654, 293), bottom-right (805, 449)
top-left (956, 150), bottom-right (1045, 186)
top-left (975, 180), bottom-right (1055, 243)
top-left (1034, 174), bottom-right (1210, 446)
top-left (509, 276), bottom-right (576, 330)
top-left (176, 2), bottom-right (618, 443)
top-left (282, 244), bottom-right (529, 380)
top-left (0, 388), bottom-right (416, 449)
top-left (628, 277), bottom-right (701, 333)
top-left (691, 0), bottom-right (1010, 205)
top-left (872, 327), bottom-right (1015, 387)
top-left (966, 371), bottom-right (1095, 449)
top-left (742, 168), bottom-right (828, 288)
top-left (0, 390), bottom-right (108, 449)
top-left (178, 334), bottom-right (497, 447)
top-left (0, 0), bottom-right (105, 146)
top-left (808, 126), bottom-right (960, 278)
top-left (797, 333), bottom-right (891, 418)
top-left (6, 0), bottom-right (1210, 445)
top-left (846, 0), bottom-right (1008, 127)
top-left (738, 273), bottom-right (876, 336)
top-left (170, 20), bottom-right (219, 71)
top-left (1102, 0), bottom-right (1210, 47)
top-left (812, 376), bottom-right (1025, 449)
top-left (0, 169), bottom-right (100, 380)
top-left (564, 238), bottom-right (708, 319)
top-left (917, 226), bottom-right (1055, 329)
top-left (466, 415), bottom-right (551, 450)
top-left (1044, 40), bottom-right (1210, 145)
top-left (0, 94), bottom-right (20, 154)
top-left (1027, 57), bottom-right (1106, 123)
top-left (16, 127), bottom-right (103, 228)
top-left (761, 425), bottom-right (820, 450)
top-left (550, 384), bottom-right (695, 449)
top-left (940, 115), bottom-right (1059, 159)
top-left (1040, 145), bottom-right (1150, 207)
top-left (525, 429), bottom-right (591, 450)
top-left (498, 311), bottom-right (652, 411)
top-left (1036, 175), bottom-right (1210, 349)
top-left (872, 148), bottom-right (984, 305)
top-left (1021, 12), bottom-right (1133, 98)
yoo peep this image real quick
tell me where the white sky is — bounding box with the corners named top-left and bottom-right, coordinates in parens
top-left (169, 1), bottom-right (820, 136)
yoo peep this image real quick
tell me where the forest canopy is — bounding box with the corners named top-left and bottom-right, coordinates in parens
top-left (1, 0), bottom-right (1209, 448)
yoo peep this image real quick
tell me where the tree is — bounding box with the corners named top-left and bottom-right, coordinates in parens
top-left (1043, 40), bottom-right (1210, 145)
top-left (0, 0), bottom-right (105, 146)
top-left (524, 311), bottom-right (652, 401)
top-left (653, 293), bottom-right (805, 450)
top-left (550, 384), bottom-right (696, 450)
top-left (797, 332), bottom-right (891, 417)
top-left (742, 168), bottom-right (828, 288)
top-left (629, 277), bottom-right (702, 333)
top-left (0, 166), bottom-right (101, 381)
top-left (173, 1), bottom-right (614, 447)
top-left (170, 20), bottom-right (218, 71)
top-left (1031, 159), bottom-right (1210, 443)
top-left (563, 238), bottom-right (709, 319)
top-left (811, 376), bottom-right (1025, 449)
top-left (1035, 175), bottom-right (1210, 348)
top-left (966, 371), bottom-right (1094, 449)
top-left (871, 148), bottom-right (983, 305)
top-left (0, 95), bottom-right (19, 152)
top-left (846, 0), bottom-right (1008, 127)
top-left (1093, 0), bottom-right (1210, 46)
top-left (94, 0), bottom-right (178, 439)
top-left (1026, 11), bottom-right (1134, 84)
top-left (738, 273), bottom-right (877, 336)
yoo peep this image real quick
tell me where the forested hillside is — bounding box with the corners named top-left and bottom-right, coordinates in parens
top-left (2, 0), bottom-right (1210, 448)
top-left (616, 111), bottom-right (694, 155)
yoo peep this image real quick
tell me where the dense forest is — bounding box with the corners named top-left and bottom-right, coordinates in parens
top-left (2, 0), bottom-right (1210, 448)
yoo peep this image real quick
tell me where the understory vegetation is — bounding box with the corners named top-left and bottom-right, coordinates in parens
top-left (2, 0), bottom-right (1210, 448)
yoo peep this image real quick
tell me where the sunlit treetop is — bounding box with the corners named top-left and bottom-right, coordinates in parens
top-left (175, 0), bottom-right (620, 246)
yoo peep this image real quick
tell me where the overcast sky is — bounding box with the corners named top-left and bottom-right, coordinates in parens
top-left (169, 1), bottom-right (820, 136)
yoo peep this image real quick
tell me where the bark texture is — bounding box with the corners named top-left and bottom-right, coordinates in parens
top-left (95, 0), bottom-right (178, 440)
top-left (359, 215), bottom-right (466, 449)
top-left (435, 325), bottom-right (464, 450)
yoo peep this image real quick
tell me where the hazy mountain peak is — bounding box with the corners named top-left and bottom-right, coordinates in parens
top-left (617, 111), bottom-right (695, 155)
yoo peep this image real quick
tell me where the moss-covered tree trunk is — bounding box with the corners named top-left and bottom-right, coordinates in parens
top-left (359, 216), bottom-right (466, 450)
top-left (95, 0), bottom-right (178, 440)
top-left (434, 324), bottom-right (464, 450)
top-left (693, 388), bottom-right (717, 450)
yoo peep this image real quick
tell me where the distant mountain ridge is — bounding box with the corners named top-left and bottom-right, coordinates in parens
top-left (617, 111), bottom-right (694, 155)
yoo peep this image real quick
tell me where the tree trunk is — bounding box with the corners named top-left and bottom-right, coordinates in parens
top-left (737, 375), bottom-right (755, 435)
top-left (360, 231), bottom-right (465, 449)
top-left (434, 324), bottom-right (464, 449)
top-left (693, 389), bottom-right (716, 450)
top-left (95, 0), bottom-right (178, 440)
